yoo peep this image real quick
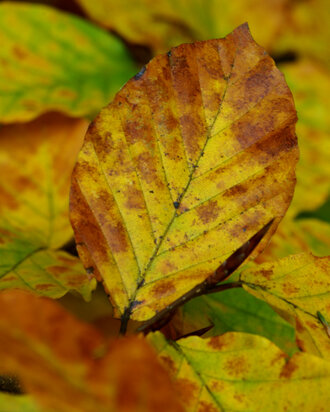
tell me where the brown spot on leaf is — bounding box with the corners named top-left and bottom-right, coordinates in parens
top-left (280, 360), bottom-right (298, 378)
top-left (282, 282), bottom-right (300, 295)
top-left (160, 355), bottom-right (177, 375)
top-left (48, 266), bottom-right (67, 276)
top-left (176, 378), bottom-right (199, 402)
top-left (207, 336), bottom-right (226, 350)
top-left (152, 280), bottom-right (176, 299)
top-left (224, 355), bottom-right (248, 377)
top-left (35, 283), bottom-right (56, 291)
top-left (124, 186), bottom-right (145, 210)
top-left (259, 269), bottom-right (273, 280)
top-left (12, 45), bottom-right (28, 60)
top-left (198, 401), bottom-right (218, 412)
top-left (196, 200), bottom-right (220, 224)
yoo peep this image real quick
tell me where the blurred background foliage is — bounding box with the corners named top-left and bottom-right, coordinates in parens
top-left (0, 0), bottom-right (329, 356)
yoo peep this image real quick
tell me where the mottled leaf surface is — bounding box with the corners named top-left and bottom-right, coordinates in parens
top-left (0, 2), bottom-right (136, 123)
top-left (77, 0), bottom-right (288, 53)
top-left (241, 254), bottom-right (330, 360)
top-left (71, 25), bottom-right (298, 321)
top-left (169, 288), bottom-right (297, 355)
top-left (149, 331), bottom-right (330, 411)
top-left (0, 113), bottom-right (95, 299)
top-left (0, 290), bottom-right (184, 412)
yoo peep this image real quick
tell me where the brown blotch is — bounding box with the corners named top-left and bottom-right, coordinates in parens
top-left (176, 378), bottom-right (199, 402)
top-left (198, 401), bottom-right (218, 412)
top-left (47, 265), bottom-right (67, 276)
top-left (124, 186), bottom-right (145, 210)
top-left (161, 260), bottom-right (178, 275)
top-left (161, 108), bottom-right (178, 134)
top-left (196, 200), bottom-right (220, 224)
top-left (270, 352), bottom-right (287, 366)
top-left (295, 317), bottom-right (305, 333)
top-left (160, 355), bottom-right (177, 375)
top-left (35, 283), bottom-right (55, 291)
top-left (280, 360), bottom-right (298, 378)
top-left (152, 280), bottom-right (176, 299)
top-left (207, 336), bottom-right (226, 350)
top-left (136, 151), bottom-right (159, 185)
top-left (12, 45), bottom-right (28, 60)
top-left (282, 282), bottom-right (300, 295)
top-left (107, 222), bottom-right (129, 253)
top-left (223, 183), bottom-right (248, 198)
top-left (0, 187), bottom-right (19, 210)
top-left (67, 275), bottom-right (89, 287)
top-left (259, 269), bottom-right (273, 280)
top-left (224, 355), bottom-right (248, 377)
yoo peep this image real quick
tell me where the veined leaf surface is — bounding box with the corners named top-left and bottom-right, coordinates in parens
top-left (0, 2), bottom-right (136, 123)
top-left (0, 113), bottom-right (95, 299)
top-left (149, 331), bottom-right (330, 411)
top-left (241, 253), bottom-right (330, 360)
top-left (70, 25), bottom-right (298, 321)
top-left (169, 288), bottom-right (297, 355)
top-left (0, 290), bottom-right (183, 412)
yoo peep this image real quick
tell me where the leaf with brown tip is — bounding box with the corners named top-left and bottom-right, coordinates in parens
top-left (70, 24), bottom-right (298, 322)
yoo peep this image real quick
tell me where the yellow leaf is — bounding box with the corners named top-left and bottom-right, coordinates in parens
top-left (275, 0), bottom-right (330, 69)
top-left (240, 253), bottom-right (330, 360)
top-left (149, 331), bottom-right (330, 411)
top-left (70, 25), bottom-right (298, 322)
top-left (0, 113), bottom-right (96, 299)
top-left (76, 0), bottom-right (288, 53)
top-left (0, 2), bottom-right (136, 123)
top-left (0, 393), bottom-right (44, 412)
top-left (0, 290), bottom-right (184, 412)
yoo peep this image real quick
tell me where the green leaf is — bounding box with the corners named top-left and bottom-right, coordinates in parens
top-left (176, 287), bottom-right (297, 355)
top-left (0, 393), bottom-right (44, 412)
top-left (149, 331), bottom-right (330, 411)
top-left (0, 2), bottom-right (137, 123)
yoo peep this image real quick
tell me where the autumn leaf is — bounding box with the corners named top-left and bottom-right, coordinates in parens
top-left (76, 0), bottom-right (288, 54)
top-left (257, 60), bottom-right (330, 260)
top-left (149, 331), bottom-right (330, 411)
top-left (240, 253), bottom-right (330, 360)
top-left (70, 24), bottom-right (298, 323)
top-left (0, 113), bottom-right (96, 299)
top-left (0, 2), bottom-right (136, 123)
top-left (167, 287), bottom-right (297, 355)
top-left (0, 290), bottom-right (184, 412)
top-left (0, 393), bottom-right (43, 412)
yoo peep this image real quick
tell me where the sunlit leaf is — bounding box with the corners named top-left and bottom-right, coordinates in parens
top-left (241, 253), bottom-right (330, 360)
top-left (275, 0), bottom-right (330, 68)
top-left (149, 331), bottom-right (330, 411)
top-left (0, 393), bottom-right (44, 412)
top-left (0, 290), bottom-right (184, 412)
top-left (168, 288), bottom-right (297, 355)
top-left (0, 113), bottom-right (96, 299)
top-left (77, 0), bottom-right (288, 53)
top-left (0, 2), bottom-right (136, 123)
top-left (70, 25), bottom-right (298, 322)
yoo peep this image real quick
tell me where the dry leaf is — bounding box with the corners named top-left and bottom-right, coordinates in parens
top-left (70, 24), bottom-right (298, 322)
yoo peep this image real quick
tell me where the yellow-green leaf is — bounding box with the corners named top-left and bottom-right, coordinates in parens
top-left (0, 113), bottom-right (95, 299)
top-left (0, 290), bottom-right (184, 412)
top-left (0, 2), bottom-right (136, 123)
top-left (240, 253), bottom-right (330, 360)
top-left (149, 331), bottom-right (330, 411)
top-left (70, 25), bottom-right (298, 322)
top-left (77, 0), bottom-right (288, 54)
top-left (0, 393), bottom-right (44, 412)
top-left (169, 287), bottom-right (297, 355)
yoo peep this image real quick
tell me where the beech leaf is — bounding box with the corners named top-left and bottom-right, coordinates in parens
top-left (70, 25), bottom-right (298, 322)
top-left (0, 2), bottom-right (136, 123)
top-left (0, 113), bottom-right (96, 299)
top-left (0, 290), bottom-right (184, 412)
top-left (76, 0), bottom-right (289, 53)
top-left (149, 331), bottom-right (330, 411)
top-left (240, 253), bottom-right (330, 360)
